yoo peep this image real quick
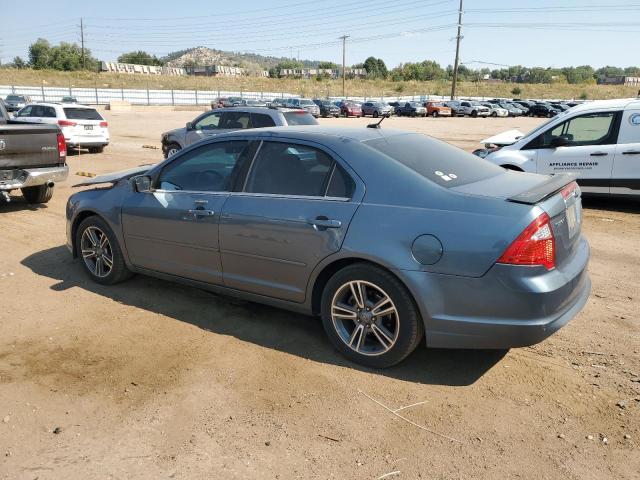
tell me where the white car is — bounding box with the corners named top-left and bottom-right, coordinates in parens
top-left (458, 100), bottom-right (490, 117)
top-left (477, 98), bottom-right (640, 197)
top-left (481, 102), bottom-right (509, 117)
top-left (13, 102), bottom-right (109, 153)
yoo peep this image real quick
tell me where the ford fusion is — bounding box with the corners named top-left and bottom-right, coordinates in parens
top-left (66, 127), bottom-right (590, 367)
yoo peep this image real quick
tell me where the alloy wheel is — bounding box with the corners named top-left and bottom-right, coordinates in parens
top-left (81, 226), bottom-right (114, 278)
top-left (331, 280), bottom-right (400, 356)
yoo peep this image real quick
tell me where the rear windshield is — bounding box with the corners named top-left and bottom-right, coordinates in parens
top-left (63, 108), bottom-right (103, 120)
top-left (365, 133), bottom-right (504, 188)
top-left (283, 111), bottom-right (319, 126)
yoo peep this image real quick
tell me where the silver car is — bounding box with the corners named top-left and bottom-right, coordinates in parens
top-left (361, 102), bottom-right (393, 118)
top-left (67, 126), bottom-right (590, 368)
top-left (160, 107), bottom-right (318, 158)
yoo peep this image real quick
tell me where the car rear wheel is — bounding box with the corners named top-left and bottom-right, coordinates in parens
top-left (164, 143), bottom-right (181, 159)
top-left (491, 111), bottom-right (497, 117)
top-left (21, 184), bottom-right (53, 204)
top-left (321, 263), bottom-right (424, 368)
top-left (373, 111), bottom-right (379, 118)
top-left (76, 216), bottom-right (132, 285)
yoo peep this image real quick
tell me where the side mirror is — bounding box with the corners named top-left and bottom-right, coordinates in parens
top-left (550, 136), bottom-right (569, 148)
top-left (186, 122), bottom-right (193, 130)
top-left (132, 175), bottom-right (152, 193)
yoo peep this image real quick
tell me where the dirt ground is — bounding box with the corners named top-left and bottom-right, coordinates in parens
top-left (1, 109), bottom-right (638, 480)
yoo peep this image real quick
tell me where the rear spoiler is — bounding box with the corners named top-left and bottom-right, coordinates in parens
top-left (507, 173), bottom-right (577, 205)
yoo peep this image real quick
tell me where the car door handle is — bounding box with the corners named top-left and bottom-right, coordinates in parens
top-left (187, 209), bottom-right (215, 218)
top-left (590, 152), bottom-right (608, 156)
top-left (622, 150), bottom-right (640, 155)
top-left (309, 217), bottom-right (342, 229)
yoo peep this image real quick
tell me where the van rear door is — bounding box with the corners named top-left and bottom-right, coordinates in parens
top-left (611, 108), bottom-right (640, 196)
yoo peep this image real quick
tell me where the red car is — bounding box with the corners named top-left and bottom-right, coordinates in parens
top-left (338, 101), bottom-right (363, 118)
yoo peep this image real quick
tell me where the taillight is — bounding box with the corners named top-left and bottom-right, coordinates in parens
top-left (99, 121), bottom-right (108, 127)
top-left (57, 133), bottom-right (67, 160)
top-left (497, 212), bottom-right (555, 270)
top-left (560, 181), bottom-right (579, 200)
top-left (58, 119), bottom-right (77, 127)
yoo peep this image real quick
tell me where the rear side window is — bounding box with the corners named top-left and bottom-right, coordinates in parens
top-left (251, 113), bottom-right (276, 128)
top-left (245, 141), bottom-right (333, 196)
top-left (283, 111), bottom-right (318, 126)
top-left (326, 164), bottom-right (355, 198)
top-left (64, 108), bottom-right (103, 120)
top-left (365, 134), bottom-right (504, 188)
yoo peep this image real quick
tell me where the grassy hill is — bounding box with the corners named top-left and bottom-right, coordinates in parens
top-left (1, 68), bottom-right (637, 100)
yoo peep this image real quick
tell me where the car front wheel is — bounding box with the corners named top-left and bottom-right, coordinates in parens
top-left (321, 263), bottom-right (424, 368)
top-left (164, 142), bottom-right (181, 159)
top-left (76, 216), bottom-right (132, 285)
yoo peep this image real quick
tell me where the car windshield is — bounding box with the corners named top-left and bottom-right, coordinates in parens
top-left (321, 101), bottom-right (334, 106)
top-left (499, 103), bottom-right (512, 109)
top-left (283, 111), bottom-right (319, 126)
top-left (6, 95), bottom-right (24, 101)
top-left (431, 102), bottom-right (444, 107)
top-left (299, 99), bottom-right (315, 106)
top-left (521, 109), bottom-right (571, 139)
top-left (64, 108), bottom-right (103, 120)
top-left (410, 102), bottom-right (422, 107)
top-left (365, 133), bottom-right (504, 188)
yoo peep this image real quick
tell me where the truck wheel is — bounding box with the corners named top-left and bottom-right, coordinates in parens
top-left (432, 111), bottom-right (438, 117)
top-left (76, 216), bottom-right (133, 285)
top-left (88, 146), bottom-right (104, 154)
top-left (21, 184), bottom-right (53, 204)
top-left (321, 263), bottom-right (424, 368)
top-left (471, 110), bottom-right (478, 118)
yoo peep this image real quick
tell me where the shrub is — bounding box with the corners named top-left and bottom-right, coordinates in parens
top-left (511, 86), bottom-right (522, 96)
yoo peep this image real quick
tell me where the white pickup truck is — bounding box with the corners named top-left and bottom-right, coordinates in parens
top-left (476, 98), bottom-right (640, 197)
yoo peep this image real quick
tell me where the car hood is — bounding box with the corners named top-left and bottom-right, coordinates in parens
top-left (162, 127), bottom-right (185, 138)
top-left (479, 129), bottom-right (525, 146)
top-left (73, 165), bottom-right (153, 187)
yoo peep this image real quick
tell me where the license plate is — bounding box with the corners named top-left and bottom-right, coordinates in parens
top-left (84, 125), bottom-right (93, 131)
top-left (566, 202), bottom-right (579, 238)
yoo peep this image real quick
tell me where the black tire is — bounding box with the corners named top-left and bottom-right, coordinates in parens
top-left (432, 111), bottom-right (438, 117)
top-left (75, 216), bottom-right (133, 285)
top-left (491, 111), bottom-right (497, 117)
top-left (164, 142), bottom-right (181, 159)
top-left (88, 146), bottom-right (104, 154)
top-left (320, 263), bottom-right (424, 368)
top-left (21, 184), bottom-right (53, 204)
top-left (373, 111), bottom-right (379, 118)
top-left (471, 110), bottom-right (478, 118)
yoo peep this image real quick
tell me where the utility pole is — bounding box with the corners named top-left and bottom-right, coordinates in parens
top-left (339, 34), bottom-right (349, 97)
top-left (80, 18), bottom-right (86, 69)
top-left (450, 0), bottom-right (463, 99)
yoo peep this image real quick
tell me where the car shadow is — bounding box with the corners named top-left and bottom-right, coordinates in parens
top-left (582, 196), bottom-right (640, 214)
top-left (0, 196), bottom-right (48, 212)
top-left (21, 245), bottom-right (507, 386)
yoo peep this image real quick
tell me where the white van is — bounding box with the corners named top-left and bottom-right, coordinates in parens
top-left (477, 98), bottom-right (640, 197)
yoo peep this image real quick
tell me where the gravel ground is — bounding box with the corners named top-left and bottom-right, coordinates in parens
top-left (0, 109), bottom-right (638, 479)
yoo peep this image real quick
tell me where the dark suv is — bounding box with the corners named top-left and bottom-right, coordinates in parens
top-left (313, 99), bottom-right (340, 118)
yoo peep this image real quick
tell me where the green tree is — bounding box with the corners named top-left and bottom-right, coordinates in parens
top-left (12, 56), bottom-right (27, 69)
top-left (28, 38), bottom-right (98, 71)
top-left (117, 50), bottom-right (163, 66)
top-left (317, 61), bottom-right (338, 69)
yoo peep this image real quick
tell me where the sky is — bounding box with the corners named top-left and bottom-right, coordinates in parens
top-left (1, 0), bottom-right (639, 69)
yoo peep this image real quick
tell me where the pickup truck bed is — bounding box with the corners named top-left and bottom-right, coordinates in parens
top-left (0, 101), bottom-right (68, 203)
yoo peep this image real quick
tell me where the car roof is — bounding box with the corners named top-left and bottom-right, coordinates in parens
top-left (220, 125), bottom-right (410, 143)
top-left (211, 106), bottom-right (305, 114)
top-left (568, 98), bottom-right (640, 113)
top-left (34, 102), bottom-right (96, 109)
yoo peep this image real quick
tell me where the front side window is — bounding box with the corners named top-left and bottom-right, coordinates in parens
top-left (158, 141), bottom-right (249, 192)
top-left (17, 106), bottom-right (32, 117)
top-left (245, 142), bottom-right (334, 196)
top-left (194, 112), bottom-right (222, 130)
top-left (541, 112), bottom-right (617, 147)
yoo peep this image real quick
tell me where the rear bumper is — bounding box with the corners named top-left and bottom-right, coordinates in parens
top-left (0, 165), bottom-right (69, 191)
top-left (65, 133), bottom-right (109, 148)
top-left (400, 236), bottom-right (591, 349)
